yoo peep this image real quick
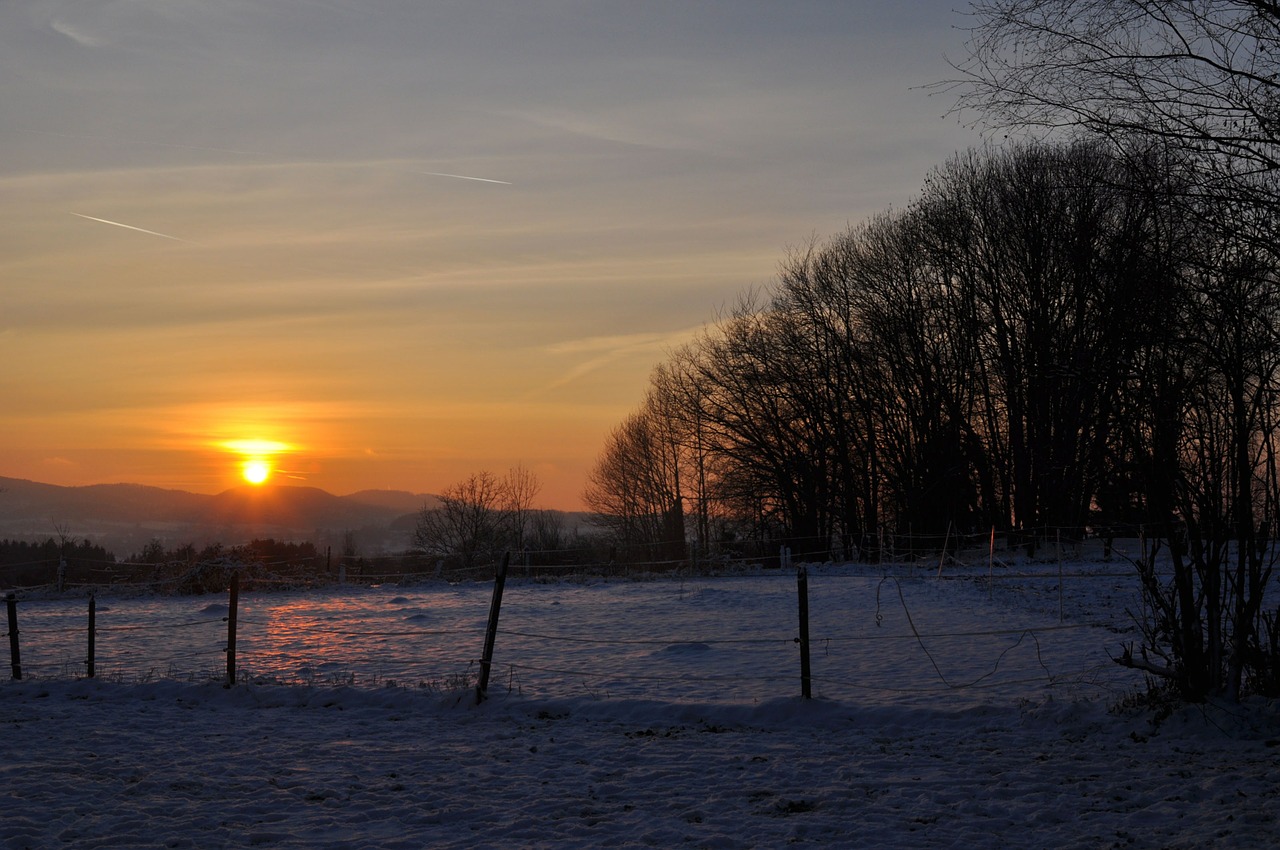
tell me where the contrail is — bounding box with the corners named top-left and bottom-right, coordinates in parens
top-left (70, 213), bottom-right (187, 242)
top-left (27, 129), bottom-right (514, 186)
top-left (416, 171), bottom-right (512, 185)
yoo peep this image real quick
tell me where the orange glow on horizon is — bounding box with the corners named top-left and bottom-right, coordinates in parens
top-left (6, 401), bottom-right (606, 509)
top-left (222, 439), bottom-right (293, 456)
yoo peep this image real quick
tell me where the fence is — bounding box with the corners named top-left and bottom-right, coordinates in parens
top-left (1, 548), bottom-right (1151, 709)
top-left (0, 524), bottom-right (1160, 594)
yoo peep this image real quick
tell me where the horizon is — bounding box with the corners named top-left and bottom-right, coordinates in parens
top-left (1, 2), bottom-right (980, 511)
top-left (1, 474), bottom-right (610, 517)
top-left (2, 473), bottom-right (433, 499)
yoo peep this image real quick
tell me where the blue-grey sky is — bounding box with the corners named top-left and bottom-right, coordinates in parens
top-left (1, 0), bottom-right (980, 507)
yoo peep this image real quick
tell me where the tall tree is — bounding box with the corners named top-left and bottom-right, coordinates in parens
top-left (912, 142), bottom-right (1163, 539)
top-left (948, 0), bottom-right (1280, 700)
top-left (679, 302), bottom-right (843, 559)
top-left (583, 407), bottom-right (681, 556)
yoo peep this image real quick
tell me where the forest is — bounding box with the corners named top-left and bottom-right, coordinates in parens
top-left (582, 1), bottom-right (1280, 702)
top-left (586, 141), bottom-right (1277, 563)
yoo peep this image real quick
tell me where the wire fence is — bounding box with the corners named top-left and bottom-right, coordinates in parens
top-left (0, 524), bottom-right (1161, 594)
top-left (2, 548), bottom-right (1152, 708)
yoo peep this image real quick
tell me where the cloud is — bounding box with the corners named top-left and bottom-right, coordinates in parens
top-left (535, 328), bottom-right (701, 396)
top-left (546, 330), bottom-right (697, 357)
top-left (49, 18), bottom-right (104, 48)
top-left (497, 107), bottom-right (712, 155)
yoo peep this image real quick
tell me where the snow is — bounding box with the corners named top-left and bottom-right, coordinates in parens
top-left (3, 558), bottom-right (1279, 848)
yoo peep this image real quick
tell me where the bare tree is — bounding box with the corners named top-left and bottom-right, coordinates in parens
top-left (916, 142), bottom-right (1172, 542)
top-left (585, 143), bottom-right (1185, 562)
top-left (649, 360), bottom-right (715, 557)
top-left (1120, 225), bottom-right (1280, 700)
top-left (947, 1), bottom-right (1280, 199)
top-left (782, 213), bottom-right (986, 545)
top-left (501, 464), bottom-right (541, 553)
top-left (583, 407), bottom-right (681, 558)
top-left (526, 509), bottom-right (568, 554)
top-left (946, 0), bottom-right (1280, 702)
top-left (412, 471), bottom-right (506, 570)
top-left (672, 300), bottom-right (847, 560)
top-left (413, 467), bottom-right (546, 570)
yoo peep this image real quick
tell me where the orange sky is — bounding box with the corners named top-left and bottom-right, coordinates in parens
top-left (0, 1), bottom-right (978, 509)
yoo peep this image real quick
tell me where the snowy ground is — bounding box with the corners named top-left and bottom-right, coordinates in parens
top-left (3, 558), bottom-right (1279, 848)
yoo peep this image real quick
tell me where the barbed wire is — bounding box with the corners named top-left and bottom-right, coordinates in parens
top-left (803, 621), bottom-right (1124, 642)
top-left (497, 661), bottom-right (798, 684)
top-left (0, 553), bottom-right (1191, 702)
top-left (496, 628), bottom-right (790, 647)
top-left (807, 667), bottom-right (1116, 695)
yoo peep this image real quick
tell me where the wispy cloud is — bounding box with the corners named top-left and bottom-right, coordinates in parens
top-left (27, 128), bottom-right (277, 159)
top-left (535, 328), bottom-right (700, 396)
top-left (545, 330), bottom-right (696, 357)
top-left (49, 18), bottom-right (104, 48)
top-left (497, 107), bottom-right (709, 155)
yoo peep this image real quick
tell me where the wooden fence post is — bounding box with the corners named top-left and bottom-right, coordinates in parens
top-left (1057, 529), bottom-right (1064, 623)
top-left (475, 552), bottom-right (511, 704)
top-left (87, 594), bottom-right (96, 678)
top-left (797, 565), bottom-right (812, 699)
top-left (936, 521), bottom-right (952, 578)
top-left (988, 526), bottom-right (995, 601)
top-left (225, 571), bottom-right (240, 688)
top-left (5, 593), bottom-right (20, 680)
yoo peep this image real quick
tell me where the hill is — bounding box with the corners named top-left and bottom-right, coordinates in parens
top-left (0, 476), bottom-right (441, 557)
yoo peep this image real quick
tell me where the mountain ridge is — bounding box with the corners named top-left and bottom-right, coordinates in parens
top-left (0, 476), bottom-right (441, 556)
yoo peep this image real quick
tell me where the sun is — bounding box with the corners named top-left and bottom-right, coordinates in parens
top-left (241, 459), bottom-right (272, 485)
top-left (219, 437), bottom-right (294, 487)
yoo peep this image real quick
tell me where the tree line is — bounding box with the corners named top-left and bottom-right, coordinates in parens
top-left (0, 537), bottom-right (117, 587)
top-left (589, 141), bottom-right (1257, 558)
top-left (0, 537), bottom-right (330, 593)
top-left (585, 1), bottom-right (1280, 702)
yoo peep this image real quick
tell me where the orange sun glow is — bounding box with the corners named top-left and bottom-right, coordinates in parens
top-left (242, 458), bottom-right (272, 485)
top-left (221, 439), bottom-right (292, 487)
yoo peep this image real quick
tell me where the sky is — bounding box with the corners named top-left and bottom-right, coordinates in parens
top-left (1, 0), bottom-right (981, 510)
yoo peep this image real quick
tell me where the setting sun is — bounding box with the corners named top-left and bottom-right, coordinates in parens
top-left (222, 438), bottom-right (292, 488)
top-left (242, 459), bottom-right (272, 485)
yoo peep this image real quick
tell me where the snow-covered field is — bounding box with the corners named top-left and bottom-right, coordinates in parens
top-left (3, 558), bottom-right (1278, 848)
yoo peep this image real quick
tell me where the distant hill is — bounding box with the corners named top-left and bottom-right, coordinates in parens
top-left (0, 476), bottom-right (441, 558)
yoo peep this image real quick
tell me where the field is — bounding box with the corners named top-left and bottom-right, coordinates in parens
top-left (2, 556), bottom-right (1278, 848)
